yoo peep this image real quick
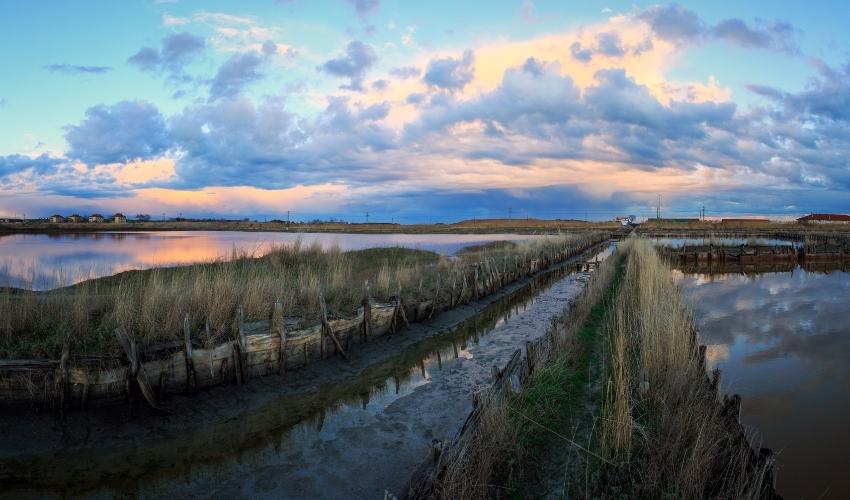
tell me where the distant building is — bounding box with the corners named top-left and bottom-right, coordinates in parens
top-left (614, 215), bottom-right (637, 227)
top-left (67, 214), bottom-right (85, 223)
top-left (49, 214), bottom-right (65, 223)
top-left (797, 213), bottom-right (850, 224)
top-left (89, 213), bottom-right (104, 223)
top-left (111, 213), bottom-right (127, 223)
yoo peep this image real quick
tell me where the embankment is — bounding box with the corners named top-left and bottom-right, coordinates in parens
top-left (407, 238), bottom-right (780, 499)
top-left (0, 234), bottom-right (609, 412)
top-left (0, 241), bottom-right (612, 496)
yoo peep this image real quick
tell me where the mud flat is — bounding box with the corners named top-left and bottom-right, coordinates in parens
top-left (0, 244), bottom-right (614, 498)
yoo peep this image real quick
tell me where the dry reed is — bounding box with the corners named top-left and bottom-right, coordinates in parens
top-left (0, 233), bottom-right (606, 359)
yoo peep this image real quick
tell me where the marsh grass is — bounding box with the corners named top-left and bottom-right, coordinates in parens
top-left (430, 242), bottom-right (623, 499)
top-left (0, 233), bottom-right (605, 359)
top-left (599, 238), bottom-right (774, 498)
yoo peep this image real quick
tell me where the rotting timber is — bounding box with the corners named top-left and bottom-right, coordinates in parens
top-left (660, 242), bottom-right (850, 265)
top-left (0, 235), bottom-right (609, 412)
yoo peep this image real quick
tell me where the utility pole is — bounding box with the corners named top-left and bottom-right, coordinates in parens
top-left (656, 194), bottom-right (662, 220)
top-left (508, 207), bottom-right (512, 220)
top-left (365, 211), bottom-right (369, 224)
top-left (287, 210), bottom-right (290, 227)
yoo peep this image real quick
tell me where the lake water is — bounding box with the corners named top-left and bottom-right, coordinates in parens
top-left (675, 266), bottom-right (850, 499)
top-left (0, 231), bottom-right (546, 289)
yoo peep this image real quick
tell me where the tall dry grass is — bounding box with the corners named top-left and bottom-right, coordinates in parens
top-left (0, 233), bottom-right (607, 359)
top-left (599, 238), bottom-right (775, 499)
top-left (427, 242), bottom-right (624, 499)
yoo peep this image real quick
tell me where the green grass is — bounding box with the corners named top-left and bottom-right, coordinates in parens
top-left (503, 260), bottom-right (624, 496)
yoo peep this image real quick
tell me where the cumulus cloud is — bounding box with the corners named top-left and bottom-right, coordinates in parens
top-left (423, 50), bottom-right (475, 90)
top-left (636, 4), bottom-right (797, 53)
top-left (127, 32), bottom-right (206, 79)
top-left (0, 154), bottom-right (64, 178)
top-left (318, 40), bottom-right (378, 91)
top-left (713, 19), bottom-right (798, 54)
top-left (65, 101), bottom-right (171, 165)
top-left (44, 64), bottom-right (112, 74)
top-left (209, 52), bottom-right (266, 100)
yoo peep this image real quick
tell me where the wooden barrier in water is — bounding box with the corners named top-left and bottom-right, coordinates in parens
top-left (0, 236), bottom-right (611, 411)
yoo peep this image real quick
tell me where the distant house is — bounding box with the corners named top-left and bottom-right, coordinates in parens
top-left (112, 213), bottom-right (127, 223)
top-left (797, 213), bottom-right (850, 224)
top-left (67, 214), bottom-right (85, 223)
top-left (89, 213), bottom-right (104, 223)
top-left (49, 214), bottom-right (65, 223)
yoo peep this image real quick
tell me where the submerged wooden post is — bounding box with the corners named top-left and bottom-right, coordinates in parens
top-left (183, 314), bottom-right (196, 394)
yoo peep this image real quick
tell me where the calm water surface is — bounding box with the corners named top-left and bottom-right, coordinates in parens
top-left (0, 231), bottom-right (545, 289)
top-left (675, 267), bottom-right (850, 499)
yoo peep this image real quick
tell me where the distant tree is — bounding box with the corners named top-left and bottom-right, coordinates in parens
top-left (136, 214), bottom-right (151, 221)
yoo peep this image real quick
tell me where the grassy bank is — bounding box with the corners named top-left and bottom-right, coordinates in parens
top-left (0, 233), bottom-right (605, 359)
top-left (598, 238), bottom-right (774, 498)
top-left (422, 238), bottom-right (776, 499)
top-left (425, 239), bottom-right (623, 499)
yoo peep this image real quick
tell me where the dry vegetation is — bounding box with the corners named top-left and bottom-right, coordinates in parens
top-left (0, 233), bottom-right (605, 359)
top-left (423, 238), bottom-right (777, 499)
top-left (427, 241), bottom-right (624, 499)
top-left (599, 238), bottom-right (775, 498)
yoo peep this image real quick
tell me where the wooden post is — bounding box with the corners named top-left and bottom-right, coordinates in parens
top-left (360, 281), bottom-right (372, 342)
top-left (55, 336), bottom-right (70, 416)
top-left (183, 314), bottom-right (196, 394)
top-left (272, 300), bottom-right (287, 375)
top-left (238, 306), bottom-right (248, 382)
top-left (113, 327), bottom-right (162, 410)
top-left (319, 291), bottom-right (349, 360)
top-left (429, 272), bottom-right (441, 319)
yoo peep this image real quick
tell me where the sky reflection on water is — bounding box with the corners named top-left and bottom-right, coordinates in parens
top-left (675, 268), bottom-right (850, 499)
top-left (0, 231), bottom-right (543, 289)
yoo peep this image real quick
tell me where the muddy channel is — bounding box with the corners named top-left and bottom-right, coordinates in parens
top-left (1, 243), bottom-right (615, 499)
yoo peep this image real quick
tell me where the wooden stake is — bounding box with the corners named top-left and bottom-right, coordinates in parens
top-left (272, 300), bottom-right (287, 375)
top-left (319, 291), bottom-right (349, 360)
top-left (183, 313), bottom-right (196, 394)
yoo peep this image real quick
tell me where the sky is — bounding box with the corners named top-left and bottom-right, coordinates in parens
top-left (1, 1), bottom-right (849, 222)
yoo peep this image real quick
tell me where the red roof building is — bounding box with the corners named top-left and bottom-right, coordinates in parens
top-left (797, 213), bottom-right (850, 224)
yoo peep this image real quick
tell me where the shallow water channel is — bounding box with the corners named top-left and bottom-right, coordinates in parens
top-left (3, 244), bottom-right (614, 499)
top-left (674, 265), bottom-right (850, 499)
